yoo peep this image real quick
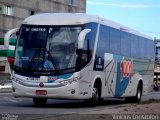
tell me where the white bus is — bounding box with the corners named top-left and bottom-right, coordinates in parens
top-left (5, 13), bottom-right (155, 107)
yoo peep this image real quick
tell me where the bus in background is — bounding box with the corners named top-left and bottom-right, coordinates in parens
top-left (5, 13), bottom-right (154, 107)
top-left (0, 37), bottom-right (16, 84)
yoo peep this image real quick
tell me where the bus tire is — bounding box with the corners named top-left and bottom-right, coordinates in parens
top-left (33, 98), bottom-right (47, 107)
top-left (98, 98), bottom-right (104, 103)
top-left (125, 82), bottom-right (142, 103)
top-left (133, 83), bottom-right (142, 103)
top-left (85, 87), bottom-right (99, 107)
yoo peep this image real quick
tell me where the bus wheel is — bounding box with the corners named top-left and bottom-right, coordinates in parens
top-left (125, 83), bottom-right (142, 103)
top-left (85, 87), bottom-right (99, 107)
top-left (133, 83), bottom-right (142, 103)
top-left (33, 98), bottom-right (47, 107)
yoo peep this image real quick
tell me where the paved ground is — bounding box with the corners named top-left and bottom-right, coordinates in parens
top-left (0, 92), bottom-right (160, 120)
top-left (1, 83), bottom-right (160, 120)
top-left (0, 93), bottom-right (127, 114)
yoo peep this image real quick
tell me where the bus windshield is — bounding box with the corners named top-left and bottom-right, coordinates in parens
top-left (14, 25), bottom-right (81, 75)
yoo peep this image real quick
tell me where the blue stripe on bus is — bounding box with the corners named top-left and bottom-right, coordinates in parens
top-left (114, 55), bottom-right (130, 97)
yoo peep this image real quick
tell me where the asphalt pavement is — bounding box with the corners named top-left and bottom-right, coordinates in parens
top-left (0, 86), bottom-right (160, 120)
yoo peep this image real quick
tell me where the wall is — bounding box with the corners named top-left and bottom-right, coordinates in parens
top-left (0, 0), bottom-right (86, 37)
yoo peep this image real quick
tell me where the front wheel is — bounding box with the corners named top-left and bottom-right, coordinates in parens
top-left (33, 98), bottom-right (47, 107)
top-left (85, 87), bottom-right (99, 107)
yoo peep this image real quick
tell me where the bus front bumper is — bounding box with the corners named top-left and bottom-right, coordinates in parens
top-left (12, 81), bottom-right (82, 99)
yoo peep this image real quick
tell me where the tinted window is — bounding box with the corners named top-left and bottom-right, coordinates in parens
top-left (96, 25), bottom-right (109, 58)
top-left (77, 23), bottom-right (98, 70)
top-left (121, 32), bottom-right (131, 57)
top-left (139, 37), bottom-right (146, 59)
top-left (110, 28), bottom-right (121, 54)
top-left (94, 24), bottom-right (109, 71)
top-left (84, 23), bottom-right (98, 51)
top-left (139, 37), bottom-right (154, 60)
top-left (146, 39), bottom-right (154, 59)
top-left (131, 35), bottom-right (139, 58)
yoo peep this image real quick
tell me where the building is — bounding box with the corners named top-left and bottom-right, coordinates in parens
top-left (155, 39), bottom-right (160, 76)
top-left (0, 0), bottom-right (86, 84)
top-left (154, 39), bottom-right (160, 90)
top-left (0, 0), bottom-right (86, 37)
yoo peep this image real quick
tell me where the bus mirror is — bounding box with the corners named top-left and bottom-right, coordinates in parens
top-left (16, 31), bottom-right (20, 36)
top-left (4, 28), bottom-right (19, 48)
top-left (78, 29), bottom-right (91, 49)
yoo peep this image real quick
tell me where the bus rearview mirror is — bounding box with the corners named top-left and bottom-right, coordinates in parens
top-left (78, 29), bottom-right (91, 49)
top-left (4, 28), bottom-right (19, 48)
top-left (16, 31), bottom-right (20, 36)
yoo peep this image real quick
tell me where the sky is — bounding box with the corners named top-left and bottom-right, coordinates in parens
top-left (86, 0), bottom-right (160, 39)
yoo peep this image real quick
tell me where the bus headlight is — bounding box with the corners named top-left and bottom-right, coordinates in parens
top-left (12, 76), bottom-right (25, 83)
top-left (58, 77), bottom-right (79, 85)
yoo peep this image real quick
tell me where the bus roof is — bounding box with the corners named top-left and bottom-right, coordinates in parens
top-left (23, 13), bottom-right (98, 25)
top-left (22, 13), bottom-right (152, 40)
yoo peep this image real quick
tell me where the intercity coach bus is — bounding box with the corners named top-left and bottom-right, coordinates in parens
top-left (5, 13), bottom-right (154, 107)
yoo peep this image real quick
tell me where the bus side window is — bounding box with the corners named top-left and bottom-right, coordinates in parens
top-left (121, 32), bottom-right (131, 57)
top-left (131, 35), bottom-right (139, 58)
top-left (110, 28), bottom-right (121, 54)
top-left (76, 22), bottom-right (98, 70)
top-left (76, 39), bottom-right (92, 70)
top-left (94, 25), bottom-right (109, 71)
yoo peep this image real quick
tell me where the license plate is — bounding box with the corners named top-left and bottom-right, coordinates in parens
top-left (27, 77), bottom-right (40, 81)
top-left (36, 90), bottom-right (47, 95)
